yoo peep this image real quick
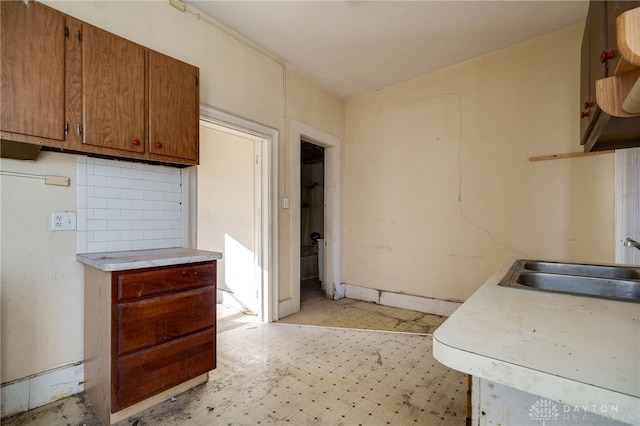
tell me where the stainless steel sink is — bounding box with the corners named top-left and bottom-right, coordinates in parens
top-left (520, 260), bottom-right (640, 279)
top-left (498, 259), bottom-right (640, 303)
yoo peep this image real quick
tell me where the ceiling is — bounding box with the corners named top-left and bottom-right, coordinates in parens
top-left (184, 1), bottom-right (589, 99)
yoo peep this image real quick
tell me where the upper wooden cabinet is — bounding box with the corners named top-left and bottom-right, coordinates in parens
top-left (0, 1), bottom-right (200, 166)
top-left (148, 51), bottom-right (199, 162)
top-left (0, 1), bottom-right (66, 145)
top-left (580, 1), bottom-right (640, 152)
top-left (579, 1), bottom-right (604, 141)
top-left (82, 24), bottom-right (146, 154)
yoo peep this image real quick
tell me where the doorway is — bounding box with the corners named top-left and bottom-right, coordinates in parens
top-left (300, 141), bottom-right (325, 300)
top-left (184, 105), bottom-right (278, 322)
top-left (197, 125), bottom-right (261, 314)
top-left (279, 120), bottom-right (341, 319)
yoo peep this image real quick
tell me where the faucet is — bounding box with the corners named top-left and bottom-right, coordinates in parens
top-left (624, 237), bottom-right (640, 251)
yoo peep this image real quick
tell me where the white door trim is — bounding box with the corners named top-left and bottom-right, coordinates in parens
top-left (184, 103), bottom-right (279, 322)
top-left (289, 120), bottom-right (342, 312)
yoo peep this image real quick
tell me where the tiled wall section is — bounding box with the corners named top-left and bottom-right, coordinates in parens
top-left (77, 157), bottom-right (183, 254)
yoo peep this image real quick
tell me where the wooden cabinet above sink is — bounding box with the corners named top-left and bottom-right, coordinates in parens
top-left (580, 1), bottom-right (640, 152)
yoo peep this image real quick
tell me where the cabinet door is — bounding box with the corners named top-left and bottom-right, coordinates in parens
top-left (65, 16), bottom-right (84, 148)
top-left (588, 2), bottom-right (606, 129)
top-left (82, 24), bottom-right (145, 153)
top-left (606, 2), bottom-right (640, 75)
top-left (0, 1), bottom-right (65, 141)
top-left (148, 50), bottom-right (199, 161)
top-left (579, 19), bottom-right (592, 142)
top-left (580, 1), bottom-right (609, 146)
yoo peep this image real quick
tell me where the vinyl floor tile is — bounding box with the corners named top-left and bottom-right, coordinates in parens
top-left (2, 289), bottom-right (464, 426)
top-left (278, 280), bottom-right (447, 335)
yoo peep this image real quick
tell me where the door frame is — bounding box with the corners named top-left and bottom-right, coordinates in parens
top-left (291, 120), bottom-right (342, 305)
top-left (183, 104), bottom-right (279, 322)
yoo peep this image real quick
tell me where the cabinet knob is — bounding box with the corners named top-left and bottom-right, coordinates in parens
top-left (583, 101), bottom-right (594, 109)
top-left (580, 111), bottom-right (590, 119)
top-left (156, 142), bottom-right (163, 149)
top-left (133, 139), bottom-right (141, 146)
top-left (600, 50), bottom-right (615, 63)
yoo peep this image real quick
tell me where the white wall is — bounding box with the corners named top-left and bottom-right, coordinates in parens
top-left (343, 23), bottom-right (615, 302)
top-left (1, 153), bottom-right (82, 383)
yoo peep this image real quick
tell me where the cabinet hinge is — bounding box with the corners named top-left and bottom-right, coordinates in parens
top-left (76, 123), bottom-right (83, 136)
top-left (65, 26), bottom-right (69, 39)
top-left (64, 121), bottom-right (69, 135)
top-left (77, 30), bottom-right (82, 43)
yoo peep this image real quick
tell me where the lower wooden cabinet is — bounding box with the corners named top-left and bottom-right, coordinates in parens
top-left (84, 261), bottom-right (216, 424)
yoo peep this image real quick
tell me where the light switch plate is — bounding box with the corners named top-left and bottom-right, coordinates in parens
top-left (51, 212), bottom-right (76, 231)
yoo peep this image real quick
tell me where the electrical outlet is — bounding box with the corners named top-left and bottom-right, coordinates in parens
top-left (51, 212), bottom-right (76, 231)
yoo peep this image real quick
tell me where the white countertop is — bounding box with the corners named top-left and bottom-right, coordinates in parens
top-left (433, 259), bottom-right (640, 424)
top-left (76, 248), bottom-right (222, 271)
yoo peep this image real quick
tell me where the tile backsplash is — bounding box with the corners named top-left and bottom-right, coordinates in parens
top-left (77, 157), bottom-right (183, 254)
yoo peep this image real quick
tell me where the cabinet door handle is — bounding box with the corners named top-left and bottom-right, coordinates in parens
top-left (580, 111), bottom-right (590, 119)
top-left (156, 142), bottom-right (163, 149)
top-left (600, 50), bottom-right (615, 63)
top-left (583, 101), bottom-right (594, 109)
top-left (133, 139), bottom-right (141, 146)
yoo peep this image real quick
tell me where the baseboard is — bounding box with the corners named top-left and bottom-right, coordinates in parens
top-left (1, 361), bottom-right (84, 419)
top-left (344, 283), bottom-right (462, 317)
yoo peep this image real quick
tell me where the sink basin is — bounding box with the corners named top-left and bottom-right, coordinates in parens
top-left (498, 259), bottom-right (640, 303)
top-left (519, 260), bottom-right (640, 279)
top-left (514, 272), bottom-right (640, 301)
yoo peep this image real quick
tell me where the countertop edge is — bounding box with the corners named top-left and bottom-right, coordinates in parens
top-left (76, 248), bottom-right (223, 271)
top-left (432, 334), bottom-right (640, 424)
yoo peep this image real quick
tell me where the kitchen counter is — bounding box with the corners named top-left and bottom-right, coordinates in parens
top-left (78, 247), bottom-right (221, 424)
top-left (433, 259), bottom-right (640, 424)
top-left (76, 247), bottom-right (222, 271)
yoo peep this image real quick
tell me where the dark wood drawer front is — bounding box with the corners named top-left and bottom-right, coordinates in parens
top-left (117, 287), bottom-right (215, 355)
top-left (116, 328), bottom-right (215, 410)
top-left (116, 262), bottom-right (215, 301)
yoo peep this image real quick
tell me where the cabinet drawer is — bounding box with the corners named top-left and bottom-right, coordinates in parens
top-left (115, 328), bottom-right (215, 410)
top-left (116, 286), bottom-right (215, 355)
top-left (116, 262), bottom-right (215, 301)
